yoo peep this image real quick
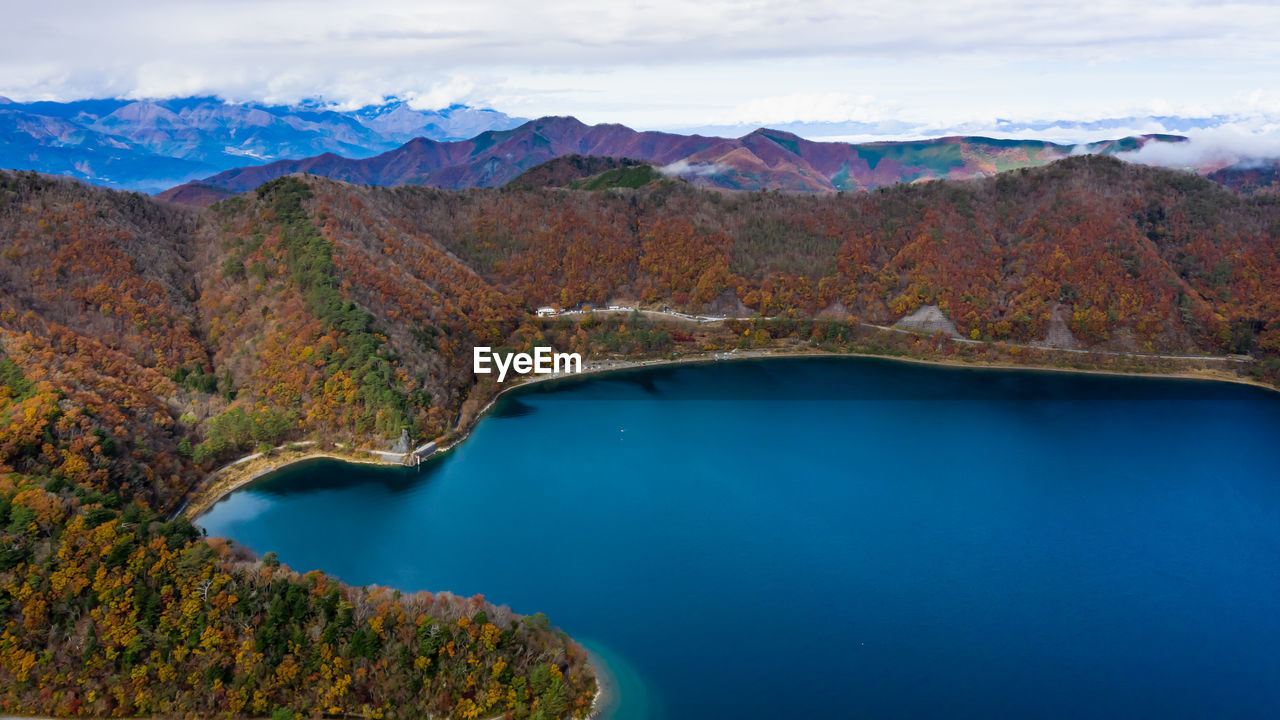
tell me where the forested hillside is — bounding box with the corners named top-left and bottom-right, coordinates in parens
top-left (6, 157), bottom-right (1278, 490)
top-left (0, 155), bottom-right (1278, 717)
top-left (374, 156), bottom-right (1280, 357)
top-left (504, 155), bottom-right (660, 191)
top-left (0, 172), bottom-right (593, 719)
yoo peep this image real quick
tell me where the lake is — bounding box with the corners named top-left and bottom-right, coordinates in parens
top-left (199, 357), bottom-right (1280, 719)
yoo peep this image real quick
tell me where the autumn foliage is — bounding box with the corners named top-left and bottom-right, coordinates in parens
top-left (0, 155), bottom-right (1278, 718)
top-left (0, 172), bottom-right (594, 719)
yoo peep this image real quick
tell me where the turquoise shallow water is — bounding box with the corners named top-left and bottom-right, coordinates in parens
top-left (200, 357), bottom-right (1280, 719)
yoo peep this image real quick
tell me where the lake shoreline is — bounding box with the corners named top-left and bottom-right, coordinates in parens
top-left (196, 352), bottom-right (1280, 720)
top-left (182, 346), bottom-right (1274, 523)
top-left (182, 448), bottom-right (406, 520)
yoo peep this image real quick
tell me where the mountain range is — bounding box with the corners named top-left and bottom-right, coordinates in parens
top-left (7, 97), bottom-right (1274, 201)
top-left (0, 96), bottom-right (524, 192)
top-left (158, 115), bottom-right (1185, 202)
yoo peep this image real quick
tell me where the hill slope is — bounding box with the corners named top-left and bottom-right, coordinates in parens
top-left (0, 170), bottom-right (592, 719)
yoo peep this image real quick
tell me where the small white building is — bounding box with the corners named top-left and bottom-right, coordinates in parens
top-left (536, 307), bottom-right (558, 317)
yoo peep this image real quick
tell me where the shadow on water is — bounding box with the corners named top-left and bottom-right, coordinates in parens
top-left (616, 372), bottom-right (662, 396)
top-left (507, 355), bottom-right (1265, 404)
top-left (492, 396), bottom-right (538, 418)
top-left (238, 457), bottom-right (436, 499)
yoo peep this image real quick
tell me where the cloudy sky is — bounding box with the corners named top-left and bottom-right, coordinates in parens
top-left (4, 0), bottom-right (1279, 140)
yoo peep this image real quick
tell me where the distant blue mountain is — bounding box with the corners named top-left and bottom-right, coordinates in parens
top-left (0, 96), bottom-right (525, 192)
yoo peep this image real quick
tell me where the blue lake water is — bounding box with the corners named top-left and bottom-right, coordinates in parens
top-left (199, 358), bottom-right (1280, 719)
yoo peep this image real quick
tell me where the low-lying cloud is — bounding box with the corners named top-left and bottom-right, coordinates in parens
top-left (1116, 125), bottom-right (1280, 170)
top-left (658, 160), bottom-right (728, 178)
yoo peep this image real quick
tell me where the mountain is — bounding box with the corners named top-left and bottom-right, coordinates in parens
top-left (0, 97), bottom-right (526, 192)
top-left (0, 107), bottom-right (214, 192)
top-left (352, 101), bottom-right (527, 143)
top-left (164, 116), bottom-right (1184, 201)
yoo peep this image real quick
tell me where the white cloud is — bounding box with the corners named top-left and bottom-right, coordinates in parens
top-left (1117, 124), bottom-right (1280, 169)
top-left (1239, 89), bottom-right (1280, 115)
top-left (659, 160), bottom-right (727, 178)
top-left (0, 0), bottom-right (1278, 135)
top-left (720, 93), bottom-right (899, 126)
top-left (407, 78), bottom-right (478, 111)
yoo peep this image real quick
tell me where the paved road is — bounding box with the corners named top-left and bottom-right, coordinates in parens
top-left (545, 308), bottom-right (1251, 364)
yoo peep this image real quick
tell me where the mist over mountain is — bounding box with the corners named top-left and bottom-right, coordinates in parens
top-left (0, 96), bottom-right (525, 192)
top-left (677, 114), bottom-right (1237, 144)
